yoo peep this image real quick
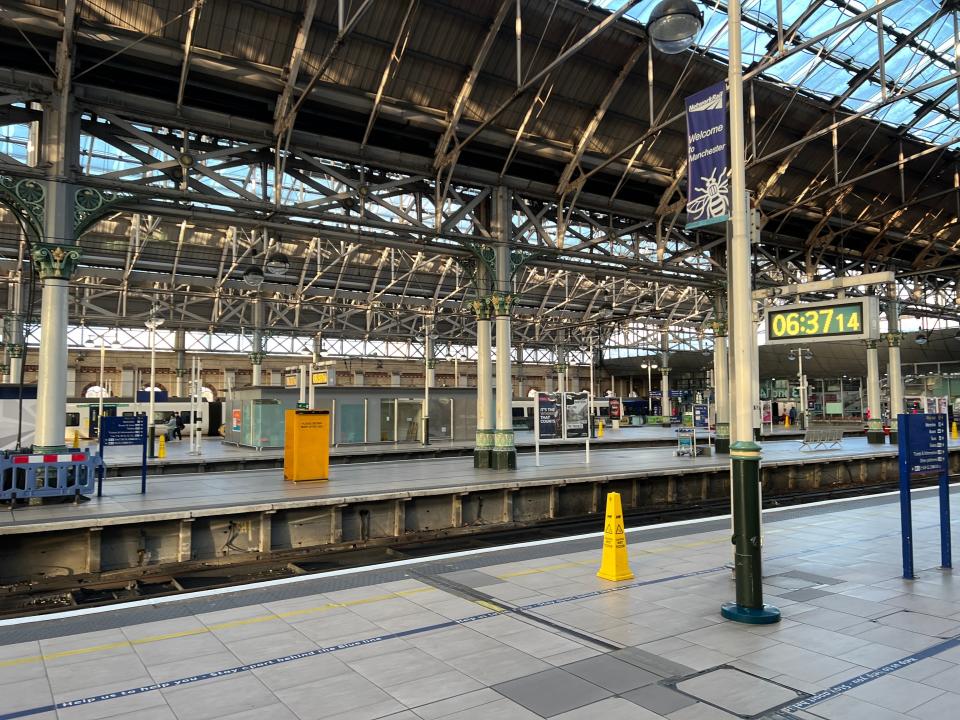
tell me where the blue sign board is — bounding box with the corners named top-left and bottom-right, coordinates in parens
top-left (685, 82), bottom-right (730, 229)
top-left (693, 404), bottom-right (709, 429)
top-left (99, 414), bottom-right (148, 495)
top-left (897, 413), bottom-right (951, 579)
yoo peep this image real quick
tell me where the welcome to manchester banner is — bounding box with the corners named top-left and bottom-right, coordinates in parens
top-left (685, 82), bottom-right (730, 229)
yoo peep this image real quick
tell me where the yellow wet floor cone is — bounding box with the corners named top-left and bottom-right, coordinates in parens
top-left (784, 414), bottom-right (790, 429)
top-left (158, 434), bottom-right (167, 459)
top-left (953, 421), bottom-right (959, 440)
top-left (597, 491), bottom-right (634, 581)
top-left (71, 430), bottom-right (80, 449)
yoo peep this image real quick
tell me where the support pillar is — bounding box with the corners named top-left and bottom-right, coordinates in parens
top-left (423, 320), bottom-right (434, 445)
top-left (250, 297), bottom-right (264, 386)
top-left (865, 340), bottom-right (884, 444)
top-left (660, 327), bottom-right (672, 426)
top-left (720, 2), bottom-right (778, 624)
top-left (32, 244), bottom-right (80, 451)
top-left (751, 307), bottom-right (762, 440)
top-left (887, 292), bottom-right (904, 444)
top-left (660, 369), bottom-right (671, 427)
top-left (491, 291), bottom-right (516, 469)
top-left (174, 329), bottom-right (186, 396)
top-left (8, 343), bottom-right (24, 385)
top-left (712, 294), bottom-right (730, 454)
top-left (490, 186), bottom-right (516, 470)
top-left (473, 298), bottom-right (493, 468)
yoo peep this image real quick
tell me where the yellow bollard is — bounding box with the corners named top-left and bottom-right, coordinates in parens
top-left (784, 414), bottom-right (790, 429)
top-left (598, 420), bottom-right (604, 438)
top-left (71, 430), bottom-right (80, 448)
top-left (597, 492), bottom-right (633, 582)
top-left (158, 433), bottom-right (167, 459)
top-left (953, 421), bottom-right (959, 440)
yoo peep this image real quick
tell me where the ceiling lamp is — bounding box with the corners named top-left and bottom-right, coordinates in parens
top-left (915, 332), bottom-right (928, 345)
top-left (242, 266), bottom-right (264, 287)
top-left (647, 0), bottom-right (704, 54)
top-left (265, 253), bottom-right (290, 275)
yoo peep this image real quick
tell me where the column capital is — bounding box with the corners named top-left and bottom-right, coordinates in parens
top-left (248, 351), bottom-right (265, 365)
top-left (425, 358), bottom-right (437, 369)
top-left (864, 339), bottom-right (878, 350)
top-left (0, 363), bottom-right (7, 375)
top-left (32, 243), bottom-right (81, 280)
top-left (490, 292), bottom-right (514, 317)
top-left (470, 297), bottom-right (492, 320)
top-left (660, 366), bottom-right (671, 375)
top-left (886, 332), bottom-right (902, 347)
top-left (710, 318), bottom-right (728, 337)
top-left (7, 343), bottom-right (25, 358)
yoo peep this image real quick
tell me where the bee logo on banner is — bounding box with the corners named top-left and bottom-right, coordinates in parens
top-left (685, 82), bottom-right (730, 229)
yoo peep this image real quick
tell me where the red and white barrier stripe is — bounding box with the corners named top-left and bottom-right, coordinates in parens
top-left (11, 453), bottom-right (87, 465)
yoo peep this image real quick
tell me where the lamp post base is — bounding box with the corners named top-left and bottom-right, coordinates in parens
top-left (721, 602), bottom-right (781, 625)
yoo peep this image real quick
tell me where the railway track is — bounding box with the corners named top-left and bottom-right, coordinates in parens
top-left (0, 477), bottom-right (945, 621)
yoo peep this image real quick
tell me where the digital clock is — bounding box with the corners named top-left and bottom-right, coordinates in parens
top-left (764, 297), bottom-right (879, 345)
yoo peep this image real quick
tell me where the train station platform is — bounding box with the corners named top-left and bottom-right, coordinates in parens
top-left (1, 486), bottom-right (957, 720)
top-left (84, 425), bottom-right (816, 477)
top-left (2, 436), bottom-right (955, 587)
top-left (1, 436), bottom-right (931, 532)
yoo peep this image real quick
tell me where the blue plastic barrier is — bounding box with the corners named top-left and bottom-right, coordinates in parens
top-left (0, 449), bottom-right (105, 501)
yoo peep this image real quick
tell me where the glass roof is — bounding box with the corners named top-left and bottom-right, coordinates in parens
top-left (593, 0), bottom-right (960, 147)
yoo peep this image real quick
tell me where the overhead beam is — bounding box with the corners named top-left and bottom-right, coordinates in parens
top-left (557, 42), bottom-right (644, 194)
top-left (176, 0), bottom-right (204, 109)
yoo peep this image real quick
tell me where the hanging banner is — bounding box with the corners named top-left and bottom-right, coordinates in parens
top-left (685, 82), bottom-right (730, 229)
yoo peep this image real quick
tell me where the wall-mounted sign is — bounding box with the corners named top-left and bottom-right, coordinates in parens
top-left (311, 370), bottom-right (328, 386)
top-left (765, 297), bottom-right (879, 345)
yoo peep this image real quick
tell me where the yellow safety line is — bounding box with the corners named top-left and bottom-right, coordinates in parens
top-left (474, 600), bottom-right (506, 613)
top-left (0, 586), bottom-right (434, 668)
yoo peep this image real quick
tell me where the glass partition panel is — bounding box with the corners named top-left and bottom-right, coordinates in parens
top-left (397, 400), bottom-right (422, 442)
top-left (338, 401), bottom-right (365, 444)
top-left (428, 397), bottom-right (452, 440)
top-left (379, 399), bottom-right (396, 442)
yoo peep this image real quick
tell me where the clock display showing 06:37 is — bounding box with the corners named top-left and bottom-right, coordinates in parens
top-left (766, 300), bottom-right (873, 343)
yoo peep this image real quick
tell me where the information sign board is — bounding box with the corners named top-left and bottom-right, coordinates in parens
top-left (565, 392), bottom-right (589, 438)
top-left (897, 413), bottom-right (951, 579)
top-left (99, 414), bottom-right (148, 494)
top-left (537, 393), bottom-right (560, 440)
top-left (693, 404), bottom-right (709, 428)
top-left (608, 398), bottom-right (621, 421)
top-left (284, 374), bottom-right (299, 388)
top-left (764, 297), bottom-right (879, 345)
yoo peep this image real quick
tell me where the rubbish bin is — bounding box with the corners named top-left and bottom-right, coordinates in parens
top-left (284, 410), bottom-right (330, 482)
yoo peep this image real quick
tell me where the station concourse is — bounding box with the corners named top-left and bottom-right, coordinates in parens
top-left (2, 0), bottom-right (960, 718)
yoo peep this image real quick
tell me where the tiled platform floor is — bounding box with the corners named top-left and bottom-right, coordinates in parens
top-left (1, 486), bottom-right (957, 719)
top-left (1, 435), bottom-right (923, 530)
